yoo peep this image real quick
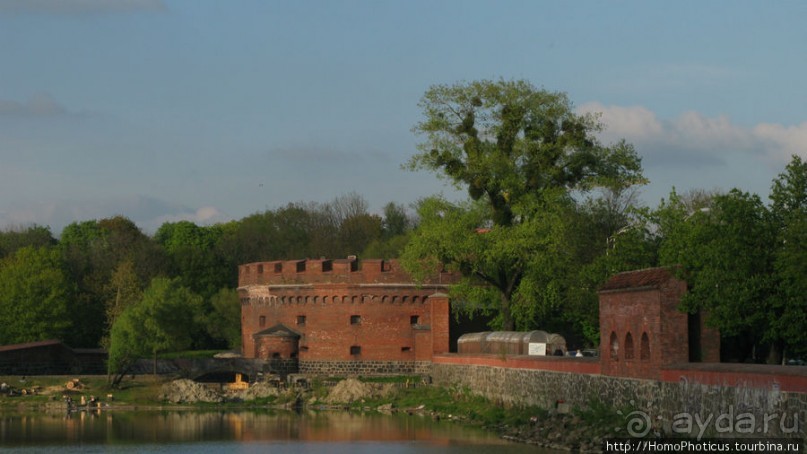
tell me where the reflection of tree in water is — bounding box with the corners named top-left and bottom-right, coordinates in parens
top-left (2, 410), bottom-right (512, 446)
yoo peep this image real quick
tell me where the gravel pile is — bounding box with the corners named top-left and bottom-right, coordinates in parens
top-left (232, 382), bottom-right (279, 400)
top-left (159, 379), bottom-right (224, 403)
top-left (325, 378), bottom-right (394, 404)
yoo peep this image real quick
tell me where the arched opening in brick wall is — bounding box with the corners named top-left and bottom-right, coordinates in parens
top-left (609, 332), bottom-right (619, 361)
top-left (640, 332), bottom-right (650, 360)
top-left (624, 332), bottom-right (634, 360)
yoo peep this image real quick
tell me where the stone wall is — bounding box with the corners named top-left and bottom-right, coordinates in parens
top-left (299, 360), bottom-right (432, 377)
top-left (130, 357), bottom-right (296, 378)
top-left (432, 357), bottom-right (806, 438)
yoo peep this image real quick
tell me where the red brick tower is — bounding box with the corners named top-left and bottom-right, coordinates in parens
top-left (238, 258), bottom-right (457, 374)
top-left (598, 267), bottom-right (720, 380)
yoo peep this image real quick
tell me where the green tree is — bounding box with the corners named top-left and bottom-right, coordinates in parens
top-left (106, 307), bottom-right (147, 386)
top-left (403, 79), bottom-right (645, 330)
top-left (154, 221), bottom-right (229, 300)
top-left (315, 192), bottom-right (382, 258)
top-left (101, 259), bottom-right (144, 348)
top-left (59, 216), bottom-right (168, 347)
top-left (564, 188), bottom-right (658, 345)
top-left (657, 189), bottom-right (776, 361)
top-left (203, 287), bottom-right (242, 350)
top-left (361, 202), bottom-right (414, 259)
top-left (381, 202), bottom-right (412, 238)
top-left (362, 233), bottom-right (411, 259)
top-left (107, 277), bottom-right (204, 385)
top-left (0, 225), bottom-right (55, 259)
top-left (403, 194), bottom-right (576, 331)
top-left (0, 246), bottom-right (74, 344)
top-left (769, 155), bottom-right (807, 360)
top-left (339, 213), bottom-right (383, 256)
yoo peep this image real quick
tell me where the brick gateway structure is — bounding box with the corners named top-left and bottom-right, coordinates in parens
top-left (598, 267), bottom-right (720, 380)
top-left (238, 258), bottom-right (458, 375)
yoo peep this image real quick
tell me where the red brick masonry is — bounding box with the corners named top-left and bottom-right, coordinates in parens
top-left (238, 258), bottom-right (456, 363)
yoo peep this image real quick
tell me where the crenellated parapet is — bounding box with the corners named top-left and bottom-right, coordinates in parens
top-left (238, 258), bottom-right (457, 287)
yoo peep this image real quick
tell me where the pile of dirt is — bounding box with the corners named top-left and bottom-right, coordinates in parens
top-left (232, 382), bottom-right (279, 400)
top-left (159, 379), bottom-right (224, 404)
top-left (325, 378), bottom-right (394, 404)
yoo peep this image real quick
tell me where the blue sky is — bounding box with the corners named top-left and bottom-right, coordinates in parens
top-left (1, 0), bottom-right (805, 234)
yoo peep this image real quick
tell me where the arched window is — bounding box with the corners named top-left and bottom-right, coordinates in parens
top-left (609, 332), bottom-right (619, 361)
top-left (624, 332), bottom-right (634, 360)
top-left (640, 332), bottom-right (650, 360)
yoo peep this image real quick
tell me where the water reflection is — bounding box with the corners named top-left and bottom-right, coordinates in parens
top-left (0, 410), bottom-right (531, 450)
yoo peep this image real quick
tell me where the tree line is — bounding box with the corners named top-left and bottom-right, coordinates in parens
top-left (0, 79), bottom-right (804, 371)
top-left (0, 193), bottom-right (414, 354)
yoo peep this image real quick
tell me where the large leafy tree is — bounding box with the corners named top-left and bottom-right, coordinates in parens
top-left (59, 216), bottom-right (168, 347)
top-left (154, 221), bottom-right (229, 300)
top-left (107, 277), bottom-right (204, 385)
top-left (403, 79), bottom-right (645, 330)
top-left (202, 288), bottom-right (242, 350)
top-left (101, 259), bottom-right (144, 348)
top-left (0, 246), bottom-right (75, 344)
top-left (769, 155), bottom-right (807, 360)
top-left (657, 189), bottom-right (777, 361)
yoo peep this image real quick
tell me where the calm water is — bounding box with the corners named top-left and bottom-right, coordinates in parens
top-left (0, 409), bottom-right (546, 453)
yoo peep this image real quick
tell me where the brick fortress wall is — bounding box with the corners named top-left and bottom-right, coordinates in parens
top-left (238, 258), bottom-right (456, 373)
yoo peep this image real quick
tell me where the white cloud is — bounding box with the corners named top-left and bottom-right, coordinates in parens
top-left (671, 111), bottom-right (754, 150)
top-left (753, 121), bottom-right (807, 164)
top-left (578, 102), bottom-right (806, 168)
top-left (0, 0), bottom-right (166, 14)
top-left (580, 102), bottom-right (662, 141)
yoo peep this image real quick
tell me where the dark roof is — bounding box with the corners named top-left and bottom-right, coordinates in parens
top-left (252, 324), bottom-right (300, 338)
top-left (0, 339), bottom-right (64, 353)
top-left (599, 267), bottom-right (679, 292)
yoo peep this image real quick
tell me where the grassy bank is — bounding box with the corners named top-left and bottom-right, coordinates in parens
top-left (0, 375), bottom-right (167, 410)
